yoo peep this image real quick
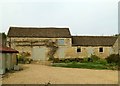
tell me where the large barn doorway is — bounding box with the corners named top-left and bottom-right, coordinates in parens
top-left (32, 46), bottom-right (46, 61)
top-left (58, 47), bottom-right (66, 58)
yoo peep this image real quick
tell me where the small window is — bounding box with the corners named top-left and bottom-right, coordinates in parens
top-left (77, 48), bottom-right (81, 52)
top-left (99, 47), bottom-right (103, 52)
top-left (58, 39), bottom-right (64, 45)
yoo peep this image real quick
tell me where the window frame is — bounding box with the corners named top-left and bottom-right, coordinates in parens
top-left (77, 48), bottom-right (81, 53)
top-left (57, 39), bottom-right (65, 45)
top-left (99, 47), bottom-right (103, 53)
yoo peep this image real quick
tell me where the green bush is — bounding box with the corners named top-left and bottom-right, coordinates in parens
top-left (65, 59), bottom-right (71, 63)
top-left (74, 58), bottom-right (83, 62)
top-left (68, 58), bottom-right (75, 62)
top-left (87, 58), bottom-right (93, 62)
top-left (71, 61), bottom-right (77, 64)
top-left (82, 55), bottom-right (100, 63)
top-left (82, 58), bottom-right (89, 63)
top-left (82, 57), bottom-right (93, 63)
top-left (91, 55), bottom-right (100, 62)
top-left (53, 58), bottom-right (84, 63)
top-left (17, 52), bottom-right (32, 64)
top-left (53, 58), bottom-right (60, 63)
top-left (59, 59), bottom-right (66, 63)
top-left (17, 54), bottom-right (24, 63)
top-left (48, 56), bottom-right (54, 61)
top-left (105, 54), bottom-right (120, 65)
top-left (95, 59), bottom-right (107, 65)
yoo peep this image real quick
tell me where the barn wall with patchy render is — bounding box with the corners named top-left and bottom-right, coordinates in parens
top-left (7, 27), bottom-right (72, 60)
top-left (7, 37), bottom-right (72, 60)
top-left (7, 27), bottom-right (119, 60)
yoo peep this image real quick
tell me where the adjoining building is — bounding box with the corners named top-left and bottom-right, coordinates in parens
top-left (7, 27), bottom-right (119, 61)
top-left (71, 36), bottom-right (118, 58)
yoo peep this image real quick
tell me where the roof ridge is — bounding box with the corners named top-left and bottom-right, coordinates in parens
top-left (8, 26), bottom-right (71, 38)
top-left (72, 35), bottom-right (118, 46)
top-left (72, 36), bottom-right (117, 37)
top-left (9, 26), bottom-right (69, 29)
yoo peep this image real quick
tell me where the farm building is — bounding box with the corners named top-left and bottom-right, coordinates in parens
top-left (7, 27), bottom-right (71, 60)
top-left (7, 27), bottom-right (119, 60)
top-left (70, 36), bottom-right (118, 58)
top-left (0, 45), bottom-right (18, 74)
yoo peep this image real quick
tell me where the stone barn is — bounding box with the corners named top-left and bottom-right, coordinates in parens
top-left (70, 36), bottom-right (118, 58)
top-left (7, 26), bottom-right (119, 60)
top-left (7, 27), bottom-right (72, 61)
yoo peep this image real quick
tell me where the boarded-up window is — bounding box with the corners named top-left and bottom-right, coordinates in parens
top-left (99, 47), bottom-right (103, 52)
top-left (110, 48), bottom-right (113, 54)
top-left (58, 39), bottom-right (64, 45)
top-left (77, 48), bottom-right (81, 52)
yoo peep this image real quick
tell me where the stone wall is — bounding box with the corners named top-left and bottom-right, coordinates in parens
top-left (113, 36), bottom-right (120, 55)
top-left (7, 37), bottom-right (118, 60)
top-left (65, 46), bottom-right (114, 58)
top-left (7, 37), bottom-right (72, 60)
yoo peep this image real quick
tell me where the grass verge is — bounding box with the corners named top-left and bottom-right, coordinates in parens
top-left (52, 62), bottom-right (118, 70)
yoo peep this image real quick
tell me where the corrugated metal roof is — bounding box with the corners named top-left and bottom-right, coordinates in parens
top-left (0, 45), bottom-right (18, 53)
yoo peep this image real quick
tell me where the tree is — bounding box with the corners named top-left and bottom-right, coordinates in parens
top-left (0, 32), bottom-right (7, 46)
top-left (114, 33), bottom-right (120, 37)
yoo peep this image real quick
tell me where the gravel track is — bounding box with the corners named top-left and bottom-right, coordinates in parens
top-left (2, 64), bottom-right (118, 84)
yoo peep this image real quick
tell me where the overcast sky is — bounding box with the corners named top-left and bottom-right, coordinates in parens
top-left (0, 0), bottom-right (119, 35)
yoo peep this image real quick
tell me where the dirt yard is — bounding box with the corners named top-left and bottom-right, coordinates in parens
top-left (2, 64), bottom-right (118, 84)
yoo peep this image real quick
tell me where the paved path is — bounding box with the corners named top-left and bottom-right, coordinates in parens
top-left (2, 64), bottom-right (118, 84)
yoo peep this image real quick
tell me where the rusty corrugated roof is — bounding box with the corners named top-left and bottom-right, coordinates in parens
top-left (0, 45), bottom-right (18, 53)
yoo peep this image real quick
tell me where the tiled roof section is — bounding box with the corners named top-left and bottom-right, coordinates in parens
top-left (72, 36), bottom-right (118, 46)
top-left (7, 27), bottom-right (71, 38)
top-left (0, 45), bottom-right (18, 53)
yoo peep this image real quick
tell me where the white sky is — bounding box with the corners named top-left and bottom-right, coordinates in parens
top-left (0, 0), bottom-right (119, 36)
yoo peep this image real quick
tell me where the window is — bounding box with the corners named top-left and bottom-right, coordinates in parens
top-left (77, 48), bottom-right (81, 52)
top-left (58, 39), bottom-right (64, 45)
top-left (99, 47), bottom-right (103, 52)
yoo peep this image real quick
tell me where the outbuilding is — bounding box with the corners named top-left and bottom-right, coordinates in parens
top-left (0, 45), bottom-right (18, 74)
